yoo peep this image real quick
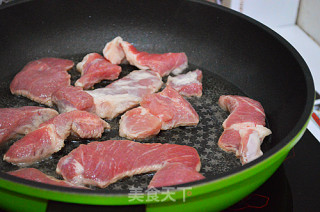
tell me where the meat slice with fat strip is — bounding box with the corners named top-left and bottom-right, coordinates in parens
top-left (56, 140), bottom-right (204, 188)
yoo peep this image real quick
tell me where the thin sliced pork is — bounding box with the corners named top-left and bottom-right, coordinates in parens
top-left (10, 58), bottom-right (74, 106)
top-left (103, 36), bottom-right (188, 76)
top-left (52, 86), bottom-right (95, 113)
top-left (75, 53), bottom-right (121, 89)
top-left (218, 95), bottom-right (271, 164)
top-left (119, 107), bottom-right (162, 140)
top-left (4, 110), bottom-right (110, 166)
top-left (166, 69), bottom-right (203, 97)
top-left (8, 168), bottom-right (86, 188)
top-left (86, 70), bottom-right (163, 119)
top-left (103, 36), bottom-right (126, 64)
top-left (148, 163), bottom-right (205, 188)
top-left (56, 140), bottom-right (203, 188)
top-left (218, 95), bottom-right (266, 128)
top-left (0, 106), bottom-right (58, 145)
top-left (141, 86), bottom-right (199, 130)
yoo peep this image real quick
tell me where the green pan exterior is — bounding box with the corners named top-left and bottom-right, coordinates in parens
top-left (0, 117), bottom-right (310, 212)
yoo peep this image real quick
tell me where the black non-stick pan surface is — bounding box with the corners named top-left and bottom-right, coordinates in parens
top-left (0, 0), bottom-right (314, 195)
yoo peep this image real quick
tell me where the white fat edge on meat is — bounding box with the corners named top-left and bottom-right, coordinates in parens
top-left (121, 41), bottom-right (149, 70)
top-left (239, 130), bottom-right (263, 164)
top-left (74, 80), bottom-right (84, 88)
top-left (229, 123), bottom-right (271, 164)
top-left (77, 163), bottom-right (165, 188)
top-left (45, 124), bottom-right (66, 155)
top-left (4, 124), bottom-right (64, 166)
top-left (240, 98), bottom-right (265, 116)
top-left (113, 70), bottom-right (161, 83)
top-left (103, 164), bottom-right (165, 187)
top-left (139, 107), bottom-right (150, 115)
top-left (167, 71), bottom-right (199, 86)
top-left (87, 71), bottom-right (161, 96)
top-left (54, 101), bottom-right (78, 114)
top-left (171, 60), bottom-right (188, 75)
top-left (87, 93), bottom-right (141, 119)
top-left (229, 122), bottom-right (272, 137)
top-left (15, 108), bottom-right (59, 134)
top-left (76, 53), bottom-right (91, 73)
top-left (103, 36), bottom-right (126, 64)
top-left (70, 159), bottom-right (85, 184)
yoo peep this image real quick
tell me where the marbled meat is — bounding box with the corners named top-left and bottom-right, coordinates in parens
top-left (103, 36), bottom-right (188, 76)
top-left (75, 53), bottom-right (121, 89)
top-left (10, 58), bottom-right (74, 106)
top-left (86, 70), bottom-right (163, 119)
top-left (166, 69), bottom-right (203, 97)
top-left (52, 86), bottom-right (95, 113)
top-left (218, 95), bottom-right (272, 164)
top-left (119, 107), bottom-right (162, 140)
top-left (141, 86), bottom-right (199, 130)
top-left (4, 110), bottom-right (110, 166)
top-left (56, 140), bottom-right (204, 188)
top-left (0, 106), bottom-right (58, 145)
top-left (119, 86), bottom-right (199, 139)
top-left (148, 162), bottom-right (205, 188)
top-left (8, 168), bottom-right (85, 188)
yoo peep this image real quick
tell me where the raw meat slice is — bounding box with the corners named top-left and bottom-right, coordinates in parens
top-left (52, 86), bottom-right (95, 113)
top-left (166, 69), bottom-right (203, 97)
top-left (102, 36), bottom-right (126, 64)
top-left (8, 168), bottom-right (86, 188)
top-left (4, 110), bottom-right (110, 166)
top-left (86, 70), bottom-right (163, 119)
top-left (10, 58), bottom-right (74, 106)
top-left (217, 95), bottom-right (272, 165)
top-left (121, 41), bottom-right (188, 76)
top-left (141, 86), bottom-right (199, 130)
top-left (218, 95), bottom-right (266, 129)
top-left (75, 53), bottom-right (121, 89)
top-left (148, 163), bottom-right (205, 188)
top-left (0, 106), bottom-right (58, 145)
top-left (56, 140), bottom-right (203, 188)
top-left (102, 36), bottom-right (188, 76)
top-left (119, 107), bottom-right (162, 140)
top-left (217, 128), bottom-right (241, 153)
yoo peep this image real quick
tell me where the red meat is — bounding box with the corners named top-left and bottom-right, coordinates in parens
top-left (0, 106), bottom-right (58, 145)
top-left (119, 107), bottom-right (162, 140)
top-left (10, 58), bottom-right (74, 106)
top-left (148, 163), bottom-right (205, 188)
top-left (75, 53), bottom-right (121, 89)
top-left (52, 86), bottom-right (95, 113)
top-left (102, 36), bottom-right (126, 64)
top-left (103, 36), bottom-right (188, 76)
top-left (141, 86), bottom-right (199, 130)
top-left (166, 69), bottom-right (203, 97)
top-left (8, 168), bottom-right (85, 188)
top-left (56, 140), bottom-right (203, 188)
top-left (86, 70), bottom-right (163, 119)
top-left (4, 110), bottom-right (110, 166)
top-left (218, 95), bottom-right (271, 164)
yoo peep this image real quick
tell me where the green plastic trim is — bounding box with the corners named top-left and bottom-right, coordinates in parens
top-left (0, 111), bottom-right (312, 212)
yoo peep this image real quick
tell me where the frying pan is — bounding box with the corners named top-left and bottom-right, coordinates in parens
top-left (0, 0), bottom-right (315, 211)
